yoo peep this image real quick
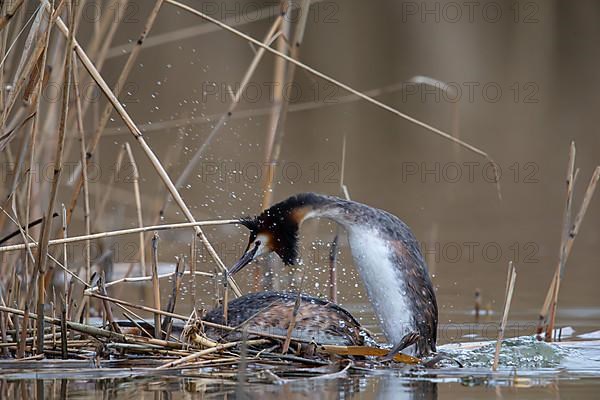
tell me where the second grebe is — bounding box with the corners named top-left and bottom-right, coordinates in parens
top-left (202, 291), bottom-right (376, 346)
top-left (228, 193), bottom-right (438, 357)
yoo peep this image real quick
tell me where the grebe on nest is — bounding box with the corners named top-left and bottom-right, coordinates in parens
top-left (220, 193), bottom-right (438, 357)
top-left (202, 291), bottom-right (376, 346)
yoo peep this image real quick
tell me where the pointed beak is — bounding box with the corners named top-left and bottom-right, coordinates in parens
top-left (227, 242), bottom-right (260, 276)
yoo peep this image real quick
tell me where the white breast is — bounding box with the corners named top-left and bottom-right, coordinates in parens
top-left (346, 226), bottom-right (416, 346)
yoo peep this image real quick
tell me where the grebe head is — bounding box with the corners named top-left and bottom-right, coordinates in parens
top-left (229, 203), bottom-right (305, 274)
top-left (228, 193), bottom-right (334, 274)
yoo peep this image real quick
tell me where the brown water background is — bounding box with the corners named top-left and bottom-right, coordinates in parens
top-left (3, 0), bottom-right (600, 398)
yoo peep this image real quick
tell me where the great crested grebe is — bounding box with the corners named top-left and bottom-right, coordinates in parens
top-left (202, 291), bottom-right (377, 346)
top-left (226, 193), bottom-right (438, 357)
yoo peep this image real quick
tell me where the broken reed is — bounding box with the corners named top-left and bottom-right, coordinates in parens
top-left (536, 143), bottom-right (600, 340)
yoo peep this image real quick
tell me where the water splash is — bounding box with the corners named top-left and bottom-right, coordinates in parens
top-left (443, 336), bottom-right (566, 369)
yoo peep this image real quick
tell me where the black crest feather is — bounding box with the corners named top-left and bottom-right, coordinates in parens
top-left (238, 194), bottom-right (336, 264)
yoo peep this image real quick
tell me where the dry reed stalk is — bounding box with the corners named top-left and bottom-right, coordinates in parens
top-left (50, 292), bottom-right (56, 348)
top-left (281, 294), bottom-right (301, 354)
top-left (92, 0), bottom-right (130, 72)
top-left (261, 0), bottom-right (311, 211)
top-left (0, 295), bottom-right (7, 357)
top-left (50, 11), bottom-right (243, 298)
top-left (86, 291), bottom-right (315, 346)
top-left (166, 0), bottom-right (497, 172)
top-left (328, 235), bottom-right (339, 303)
top-left (492, 261), bottom-right (517, 371)
top-left (222, 276), bottom-right (229, 325)
top-left (0, 107), bottom-right (35, 154)
top-left (82, 0), bottom-right (126, 64)
top-left (282, 269), bottom-right (307, 354)
top-left (541, 162), bottom-right (600, 339)
top-left (328, 134), bottom-right (351, 301)
top-left (102, 76), bottom-right (467, 139)
top-left (0, 219), bottom-right (238, 253)
top-left (111, 300), bottom-right (175, 341)
top-left (255, 2), bottom-right (298, 290)
top-left (60, 299), bottom-right (67, 359)
top-left (71, 286), bottom-right (88, 325)
top-left (16, 304), bottom-right (28, 358)
top-left (161, 256), bottom-right (185, 337)
top-left (122, 143), bottom-right (146, 275)
top-left (150, 233), bottom-right (162, 339)
top-left (190, 234), bottom-right (197, 313)
top-left (340, 134), bottom-right (351, 200)
top-left (548, 143), bottom-right (578, 336)
top-left (0, 132), bottom-right (30, 237)
top-left (105, 2), bottom-right (294, 58)
top-left (84, 292), bottom-right (189, 321)
top-left (1, 3), bottom-right (50, 127)
top-left (3, 114), bottom-right (30, 196)
top-left (60, 205), bottom-right (68, 318)
top-left (68, 0), bottom-right (128, 126)
top-left (163, 14), bottom-right (283, 216)
top-left (156, 339), bottom-right (269, 369)
top-left (98, 273), bottom-right (121, 334)
top-left (90, 145), bottom-right (125, 234)
top-left (34, 0), bottom-right (76, 353)
top-left (0, 0), bottom-right (24, 31)
top-left (263, 0), bottom-right (292, 167)
top-left (1, 0), bottom-right (30, 78)
top-left (0, 304), bottom-right (186, 350)
top-left (111, 146), bottom-right (139, 278)
top-left (22, 1), bottom-right (55, 306)
top-left (85, 270), bottom-right (213, 295)
top-left (0, 207), bottom-right (88, 287)
top-left (72, 59), bottom-right (91, 295)
top-left (538, 143), bottom-right (577, 338)
top-left (5, 276), bottom-right (17, 325)
top-left (66, 0), bottom-right (164, 227)
top-left (8, 198), bottom-right (37, 286)
top-left (2, 338), bottom-right (91, 351)
top-left (121, 311), bottom-right (153, 339)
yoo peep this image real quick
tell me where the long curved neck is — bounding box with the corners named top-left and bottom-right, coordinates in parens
top-left (292, 194), bottom-right (437, 356)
